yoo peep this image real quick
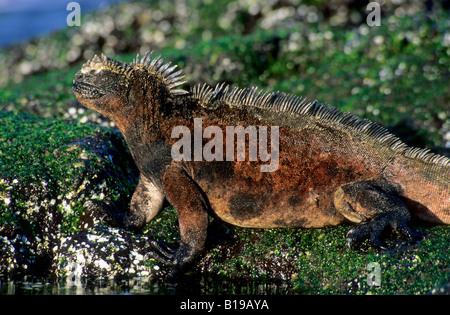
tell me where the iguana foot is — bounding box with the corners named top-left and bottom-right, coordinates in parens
top-left (346, 211), bottom-right (424, 249)
top-left (146, 240), bottom-right (198, 279)
top-left (334, 179), bottom-right (424, 250)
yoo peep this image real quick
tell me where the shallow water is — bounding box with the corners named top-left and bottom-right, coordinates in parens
top-left (0, 274), bottom-right (293, 295)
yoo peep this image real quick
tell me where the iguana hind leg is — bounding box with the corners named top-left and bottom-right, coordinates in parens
top-left (334, 179), bottom-right (422, 249)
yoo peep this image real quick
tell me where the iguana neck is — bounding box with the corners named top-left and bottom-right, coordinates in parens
top-left (115, 84), bottom-right (167, 136)
top-left (116, 94), bottom-right (176, 179)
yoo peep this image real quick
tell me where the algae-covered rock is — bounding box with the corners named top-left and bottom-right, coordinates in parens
top-left (0, 111), bottom-right (138, 276)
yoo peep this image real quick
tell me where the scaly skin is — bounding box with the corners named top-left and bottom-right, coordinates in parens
top-left (73, 52), bottom-right (450, 277)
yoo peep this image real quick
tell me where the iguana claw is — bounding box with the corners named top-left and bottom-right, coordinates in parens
top-left (145, 240), bottom-right (198, 279)
top-left (146, 240), bottom-right (177, 263)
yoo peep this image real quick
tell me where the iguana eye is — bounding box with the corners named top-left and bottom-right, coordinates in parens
top-left (103, 77), bottom-right (110, 82)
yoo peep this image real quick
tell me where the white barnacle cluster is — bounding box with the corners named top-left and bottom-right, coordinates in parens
top-left (55, 226), bottom-right (160, 281)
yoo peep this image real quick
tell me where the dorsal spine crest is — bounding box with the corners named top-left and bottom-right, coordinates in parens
top-left (130, 51), bottom-right (188, 95)
top-left (190, 82), bottom-right (450, 168)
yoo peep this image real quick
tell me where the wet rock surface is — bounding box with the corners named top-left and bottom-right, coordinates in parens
top-left (0, 111), bottom-right (138, 278)
top-left (54, 225), bottom-right (162, 281)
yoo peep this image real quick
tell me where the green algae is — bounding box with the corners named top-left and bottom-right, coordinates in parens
top-left (0, 111), bottom-right (137, 275)
top-left (192, 224), bottom-right (450, 295)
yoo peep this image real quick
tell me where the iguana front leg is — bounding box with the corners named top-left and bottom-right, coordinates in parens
top-left (334, 179), bottom-right (422, 249)
top-left (83, 168), bottom-right (208, 277)
top-left (146, 164), bottom-right (209, 278)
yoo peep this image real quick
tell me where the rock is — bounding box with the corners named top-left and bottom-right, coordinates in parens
top-left (53, 225), bottom-right (165, 281)
top-left (0, 111), bottom-right (138, 277)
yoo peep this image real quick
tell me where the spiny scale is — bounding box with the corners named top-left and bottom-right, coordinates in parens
top-left (131, 51), bottom-right (188, 95)
top-left (191, 82), bottom-right (450, 168)
top-left (82, 51), bottom-right (188, 95)
top-left (81, 54), bottom-right (133, 85)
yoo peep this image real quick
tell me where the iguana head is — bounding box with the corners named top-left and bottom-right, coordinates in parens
top-left (73, 52), bottom-right (187, 124)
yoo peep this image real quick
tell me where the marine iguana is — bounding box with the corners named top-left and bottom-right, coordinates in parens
top-left (72, 52), bottom-right (450, 277)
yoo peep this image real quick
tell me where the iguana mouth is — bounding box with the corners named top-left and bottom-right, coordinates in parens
top-left (72, 80), bottom-right (105, 99)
